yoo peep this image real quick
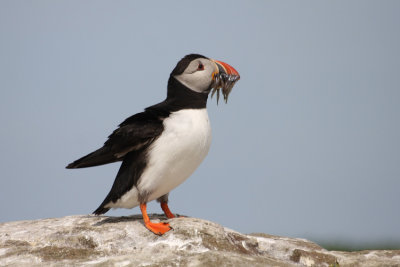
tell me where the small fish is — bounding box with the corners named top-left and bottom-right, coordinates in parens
top-left (211, 73), bottom-right (240, 104)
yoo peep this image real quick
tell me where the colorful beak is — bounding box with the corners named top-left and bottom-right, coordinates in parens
top-left (213, 60), bottom-right (240, 79)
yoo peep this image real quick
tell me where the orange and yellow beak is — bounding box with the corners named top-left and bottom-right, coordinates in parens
top-left (212, 59), bottom-right (240, 80)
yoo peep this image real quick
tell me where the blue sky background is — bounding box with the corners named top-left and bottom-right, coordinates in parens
top-left (1, 1), bottom-right (399, 247)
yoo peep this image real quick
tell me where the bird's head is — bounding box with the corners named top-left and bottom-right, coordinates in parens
top-left (170, 54), bottom-right (240, 103)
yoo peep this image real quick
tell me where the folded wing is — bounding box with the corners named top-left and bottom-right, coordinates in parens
top-left (66, 111), bottom-right (164, 169)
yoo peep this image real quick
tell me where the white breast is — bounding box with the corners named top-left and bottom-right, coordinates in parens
top-left (138, 108), bottom-right (212, 201)
top-left (105, 109), bottom-right (212, 210)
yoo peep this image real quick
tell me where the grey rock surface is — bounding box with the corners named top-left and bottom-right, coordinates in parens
top-left (0, 215), bottom-right (399, 266)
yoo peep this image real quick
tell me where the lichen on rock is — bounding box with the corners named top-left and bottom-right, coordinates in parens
top-left (0, 215), bottom-right (399, 266)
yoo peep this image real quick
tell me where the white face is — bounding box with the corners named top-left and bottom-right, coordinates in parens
top-left (173, 58), bottom-right (217, 94)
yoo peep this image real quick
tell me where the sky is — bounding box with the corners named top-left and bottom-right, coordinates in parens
top-left (1, 1), bottom-right (399, 247)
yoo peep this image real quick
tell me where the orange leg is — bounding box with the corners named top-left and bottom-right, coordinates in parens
top-left (140, 203), bottom-right (172, 235)
top-left (160, 202), bottom-right (176, 219)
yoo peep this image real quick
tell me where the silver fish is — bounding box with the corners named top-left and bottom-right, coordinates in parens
top-left (210, 72), bottom-right (240, 104)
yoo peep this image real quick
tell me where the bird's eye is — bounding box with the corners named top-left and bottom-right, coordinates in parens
top-left (197, 63), bottom-right (204, 71)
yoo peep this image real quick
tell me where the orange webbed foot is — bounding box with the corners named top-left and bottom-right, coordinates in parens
top-left (140, 203), bottom-right (172, 236)
top-left (145, 221), bottom-right (172, 235)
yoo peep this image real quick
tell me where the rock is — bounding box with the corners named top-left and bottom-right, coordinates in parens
top-left (0, 214), bottom-right (399, 266)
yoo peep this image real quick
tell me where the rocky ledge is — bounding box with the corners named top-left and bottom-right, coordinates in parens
top-left (0, 215), bottom-right (399, 266)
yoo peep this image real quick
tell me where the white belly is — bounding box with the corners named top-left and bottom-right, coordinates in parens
top-left (108, 108), bottom-right (212, 209)
top-left (140, 108), bottom-right (212, 201)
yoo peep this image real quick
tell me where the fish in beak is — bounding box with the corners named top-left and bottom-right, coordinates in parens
top-left (211, 59), bottom-right (240, 104)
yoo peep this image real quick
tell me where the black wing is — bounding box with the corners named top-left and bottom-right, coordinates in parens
top-left (66, 111), bottom-right (165, 169)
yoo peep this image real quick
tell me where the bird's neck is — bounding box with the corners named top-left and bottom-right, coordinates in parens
top-left (165, 76), bottom-right (208, 110)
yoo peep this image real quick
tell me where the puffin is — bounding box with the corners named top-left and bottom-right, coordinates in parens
top-left (66, 54), bottom-right (240, 235)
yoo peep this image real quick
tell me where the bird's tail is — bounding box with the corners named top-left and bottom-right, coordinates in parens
top-left (66, 147), bottom-right (118, 169)
top-left (93, 206), bottom-right (110, 215)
